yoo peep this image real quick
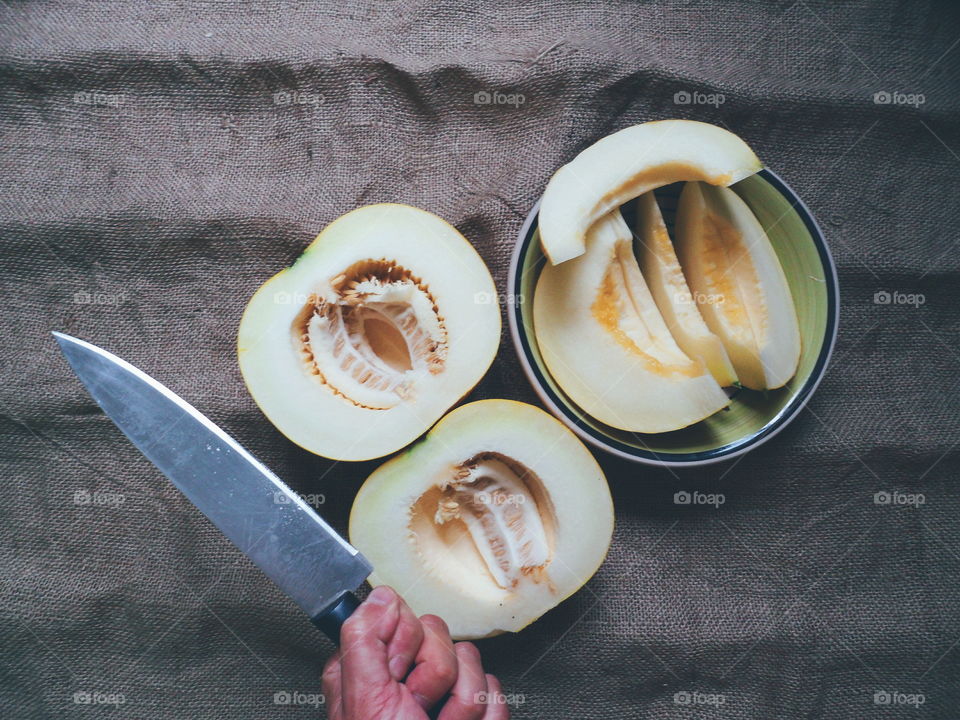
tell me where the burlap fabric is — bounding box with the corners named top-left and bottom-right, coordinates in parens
top-left (2, 1), bottom-right (959, 717)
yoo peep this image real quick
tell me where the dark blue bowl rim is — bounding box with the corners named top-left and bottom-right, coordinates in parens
top-left (508, 167), bottom-right (840, 465)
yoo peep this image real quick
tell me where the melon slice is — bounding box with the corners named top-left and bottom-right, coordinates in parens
top-left (674, 182), bottom-right (800, 390)
top-left (349, 399), bottom-right (614, 639)
top-left (539, 119), bottom-right (762, 265)
top-left (237, 204), bottom-right (501, 461)
top-left (634, 192), bottom-right (738, 387)
top-left (534, 208), bottom-right (730, 433)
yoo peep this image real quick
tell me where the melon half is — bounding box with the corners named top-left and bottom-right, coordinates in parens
top-left (534, 208), bottom-right (730, 433)
top-left (237, 204), bottom-right (501, 461)
top-left (349, 400), bottom-right (614, 639)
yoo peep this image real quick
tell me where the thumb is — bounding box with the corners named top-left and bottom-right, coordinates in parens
top-left (339, 586), bottom-right (402, 695)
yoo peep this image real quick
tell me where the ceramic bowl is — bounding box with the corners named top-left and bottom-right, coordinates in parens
top-left (507, 169), bottom-right (839, 466)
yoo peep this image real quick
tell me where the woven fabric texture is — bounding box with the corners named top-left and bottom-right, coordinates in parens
top-left (2, 1), bottom-right (959, 717)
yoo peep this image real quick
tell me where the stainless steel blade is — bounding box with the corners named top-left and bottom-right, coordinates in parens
top-left (53, 332), bottom-right (372, 619)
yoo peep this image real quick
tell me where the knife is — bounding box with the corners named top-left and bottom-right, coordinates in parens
top-left (53, 332), bottom-right (372, 645)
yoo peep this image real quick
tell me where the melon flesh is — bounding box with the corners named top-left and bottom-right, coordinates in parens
top-left (538, 120), bottom-right (762, 265)
top-left (237, 204), bottom-right (500, 461)
top-left (349, 399), bottom-right (614, 639)
top-left (534, 208), bottom-right (730, 433)
top-left (634, 192), bottom-right (738, 387)
top-left (674, 182), bottom-right (800, 390)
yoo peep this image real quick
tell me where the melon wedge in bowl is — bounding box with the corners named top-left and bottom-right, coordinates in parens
top-left (538, 119), bottom-right (762, 265)
top-left (349, 399), bottom-right (614, 639)
top-left (675, 182), bottom-right (801, 390)
top-left (533, 208), bottom-right (730, 433)
top-left (634, 191), bottom-right (738, 388)
top-left (237, 204), bottom-right (501, 461)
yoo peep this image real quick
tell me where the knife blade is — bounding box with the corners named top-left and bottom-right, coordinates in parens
top-left (53, 332), bottom-right (372, 644)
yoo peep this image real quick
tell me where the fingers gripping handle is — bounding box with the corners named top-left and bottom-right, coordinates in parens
top-left (312, 591), bottom-right (362, 645)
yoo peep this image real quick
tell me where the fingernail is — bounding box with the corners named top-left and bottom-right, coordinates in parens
top-left (456, 641), bottom-right (479, 658)
top-left (388, 654), bottom-right (407, 680)
top-left (367, 586), bottom-right (394, 605)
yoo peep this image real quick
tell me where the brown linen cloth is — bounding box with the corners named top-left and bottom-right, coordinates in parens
top-left (2, 1), bottom-right (959, 717)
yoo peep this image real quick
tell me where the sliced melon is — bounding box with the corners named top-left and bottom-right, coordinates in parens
top-left (634, 192), bottom-right (738, 387)
top-left (237, 204), bottom-right (501, 461)
top-left (539, 119), bottom-right (763, 265)
top-left (349, 399), bottom-right (614, 639)
top-left (674, 182), bottom-right (800, 390)
top-left (534, 208), bottom-right (730, 433)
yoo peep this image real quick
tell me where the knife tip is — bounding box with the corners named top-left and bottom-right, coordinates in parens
top-left (51, 332), bottom-right (83, 356)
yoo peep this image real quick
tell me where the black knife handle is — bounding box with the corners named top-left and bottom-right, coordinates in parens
top-left (312, 591), bottom-right (362, 645)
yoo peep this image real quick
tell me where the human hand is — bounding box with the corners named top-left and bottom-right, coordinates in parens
top-left (321, 585), bottom-right (508, 720)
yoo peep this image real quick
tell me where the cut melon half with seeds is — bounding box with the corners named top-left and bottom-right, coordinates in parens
top-left (675, 182), bottom-right (801, 390)
top-left (634, 191), bottom-right (738, 387)
top-left (349, 399), bottom-right (614, 639)
top-left (237, 204), bottom-right (500, 461)
top-left (538, 119), bottom-right (762, 265)
top-left (534, 208), bottom-right (730, 433)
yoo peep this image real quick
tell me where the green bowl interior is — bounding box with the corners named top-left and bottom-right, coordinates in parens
top-left (516, 173), bottom-right (832, 458)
